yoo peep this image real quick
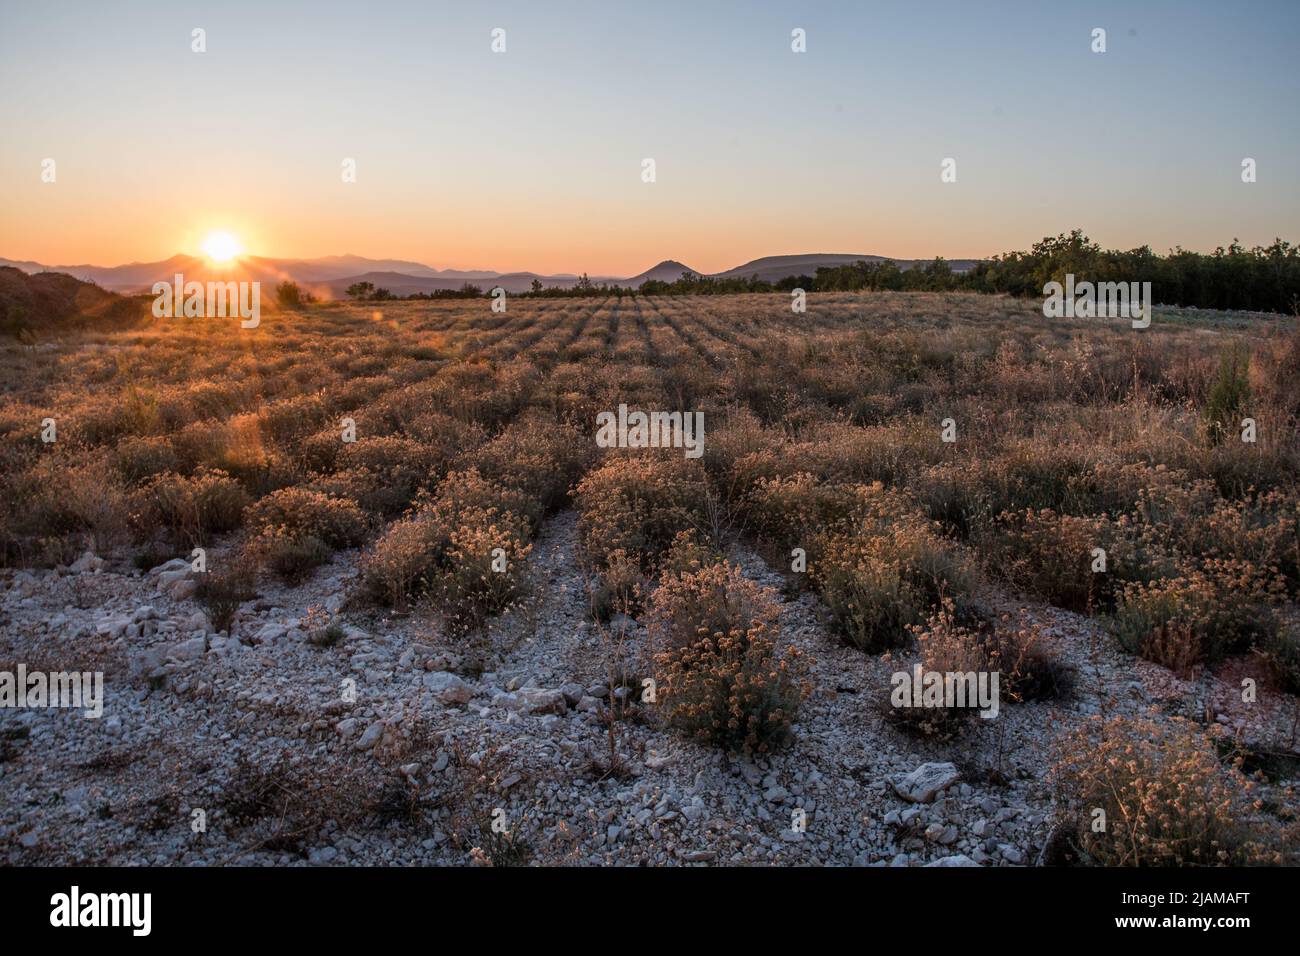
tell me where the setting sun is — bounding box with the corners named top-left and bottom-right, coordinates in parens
top-left (201, 231), bottom-right (242, 263)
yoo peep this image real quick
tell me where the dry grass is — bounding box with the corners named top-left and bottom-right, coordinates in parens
top-left (2, 291), bottom-right (1297, 674)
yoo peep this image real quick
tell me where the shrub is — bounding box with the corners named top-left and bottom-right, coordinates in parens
top-left (333, 437), bottom-right (447, 516)
top-left (1204, 344), bottom-right (1251, 445)
top-left (649, 560), bottom-right (780, 655)
top-left (982, 509), bottom-right (1173, 613)
top-left (430, 521), bottom-right (533, 635)
top-left (357, 515), bottom-right (445, 607)
top-left (588, 548), bottom-right (647, 621)
top-left (574, 455), bottom-right (708, 570)
top-left (10, 458), bottom-right (130, 551)
top-left (469, 418), bottom-right (591, 516)
top-left (648, 562), bottom-right (807, 752)
top-left (910, 446), bottom-right (1092, 539)
top-left (424, 468), bottom-right (535, 531)
top-left (196, 566), bottom-right (256, 634)
top-left (797, 419), bottom-right (941, 485)
top-left (1254, 625), bottom-right (1300, 694)
top-left (1178, 490), bottom-right (1300, 593)
top-left (816, 553), bottom-right (924, 653)
top-left (885, 605), bottom-right (987, 741)
top-left (990, 626), bottom-right (1075, 702)
top-left (111, 435), bottom-right (181, 482)
top-left (700, 408), bottom-right (778, 485)
top-left (887, 601), bottom-right (1072, 740)
top-left (1051, 714), bottom-right (1279, 866)
top-left (1109, 560), bottom-right (1281, 671)
top-left (657, 529), bottom-right (723, 580)
top-left (984, 510), bottom-right (1109, 612)
top-left (742, 473), bottom-right (872, 545)
top-left (241, 486), bottom-right (366, 579)
top-left (182, 413), bottom-right (296, 497)
top-left (298, 425), bottom-right (347, 472)
top-left (243, 487), bottom-right (367, 549)
top-left (132, 468), bottom-right (251, 544)
top-left (357, 469), bottom-right (532, 608)
top-left (813, 500), bottom-right (975, 652)
top-left (247, 530), bottom-right (334, 581)
top-left (261, 393), bottom-right (330, 444)
top-left (275, 281), bottom-right (305, 310)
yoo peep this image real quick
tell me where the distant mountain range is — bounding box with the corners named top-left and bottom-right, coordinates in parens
top-left (0, 252), bottom-right (980, 298)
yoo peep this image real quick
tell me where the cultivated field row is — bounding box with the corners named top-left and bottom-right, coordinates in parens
top-left (1, 292), bottom-right (1297, 865)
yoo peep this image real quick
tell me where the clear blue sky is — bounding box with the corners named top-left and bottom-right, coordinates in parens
top-left (1, 0), bottom-right (1296, 274)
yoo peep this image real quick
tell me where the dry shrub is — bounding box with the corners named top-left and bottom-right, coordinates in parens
top-left (426, 467), bottom-right (535, 525)
top-left (1203, 344), bottom-right (1251, 446)
top-left (1109, 559), bottom-right (1281, 670)
top-left (260, 392), bottom-right (330, 443)
top-left (357, 469), bottom-right (532, 612)
top-left (814, 553), bottom-right (921, 653)
top-left (110, 434), bottom-right (181, 482)
top-left (722, 356), bottom-right (799, 424)
top-left (812, 493), bottom-right (975, 652)
top-left (243, 481), bottom-right (366, 580)
top-left (648, 562), bottom-right (808, 753)
top-left (243, 487), bottom-right (368, 549)
top-left (743, 473), bottom-right (871, 545)
top-left (990, 626), bottom-right (1075, 703)
top-left (358, 516), bottom-right (444, 606)
top-left (246, 531), bottom-right (334, 581)
top-left (179, 413), bottom-right (293, 496)
top-left (911, 445), bottom-right (1093, 539)
top-left (1255, 625), bottom-right (1300, 694)
top-left (297, 425), bottom-right (347, 472)
top-left (885, 605), bottom-right (987, 741)
top-left (983, 509), bottom-right (1172, 613)
top-left (1179, 489), bottom-right (1300, 591)
top-left (430, 521), bottom-right (533, 635)
top-left (333, 436), bottom-right (447, 515)
top-left (1051, 714), bottom-right (1280, 866)
top-left (887, 601), bottom-right (1071, 739)
top-left (468, 417), bottom-right (592, 515)
top-left (9, 457), bottom-right (130, 551)
top-left (195, 565), bottom-right (256, 634)
top-left (402, 409), bottom-right (488, 452)
top-left (722, 446), bottom-right (790, 492)
top-left (574, 454), bottom-right (708, 570)
top-left (445, 744), bottom-right (535, 866)
top-left (984, 510), bottom-right (1109, 612)
top-left (1079, 460), bottom-right (1201, 518)
top-left (219, 754), bottom-right (430, 855)
top-left (657, 529), bottom-right (723, 580)
top-left (428, 359), bottom-right (538, 430)
top-left (131, 468), bottom-right (251, 544)
top-left (650, 559), bottom-right (779, 655)
top-left (588, 548), bottom-right (648, 621)
top-left (797, 419), bottom-right (941, 485)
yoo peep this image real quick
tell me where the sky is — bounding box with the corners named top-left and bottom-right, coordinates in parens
top-left (1, 0), bottom-right (1297, 276)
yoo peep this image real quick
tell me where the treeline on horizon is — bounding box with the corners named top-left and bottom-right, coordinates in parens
top-left (638, 232), bottom-right (1300, 315)
top-left (333, 231), bottom-right (1300, 315)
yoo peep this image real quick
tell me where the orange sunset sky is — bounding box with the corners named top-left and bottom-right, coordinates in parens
top-left (2, 0), bottom-right (1297, 276)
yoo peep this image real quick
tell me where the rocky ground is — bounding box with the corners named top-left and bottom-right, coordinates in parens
top-left (2, 511), bottom-right (1297, 866)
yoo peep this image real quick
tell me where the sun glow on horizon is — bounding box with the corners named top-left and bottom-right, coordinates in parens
top-left (201, 231), bottom-right (242, 263)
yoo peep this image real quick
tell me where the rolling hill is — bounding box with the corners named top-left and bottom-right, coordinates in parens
top-left (714, 253), bottom-right (982, 282)
top-left (0, 249), bottom-right (982, 298)
top-left (0, 266), bottom-right (145, 334)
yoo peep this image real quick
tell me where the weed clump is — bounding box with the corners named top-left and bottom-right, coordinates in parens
top-left (648, 561), bottom-right (807, 753)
